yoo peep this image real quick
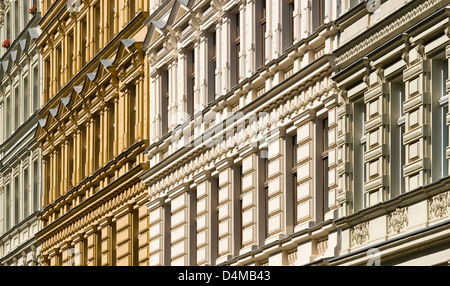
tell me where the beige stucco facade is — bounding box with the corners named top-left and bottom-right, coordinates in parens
top-left (141, 0), bottom-right (450, 266)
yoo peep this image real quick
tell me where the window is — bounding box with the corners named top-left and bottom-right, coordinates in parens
top-left (288, 0), bottom-right (295, 47)
top-left (321, 118), bottom-right (329, 220)
top-left (6, 11), bottom-right (11, 41)
top-left (108, 103), bottom-right (115, 160)
top-left (257, 0), bottom-right (267, 68)
top-left (212, 177), bottom-right (219, 263)
top-left (6, 184), bottom-right (11, 231)
top-left (14, 176), bottom-right (19, 225)
top-left (33, 160), bottom-right (39, 212)
top-left (129, 85), bottom-right (137, 143)
top-left (432, 55), bottom-right (449, 182)
top-left (94, 115), bottom-right (101, 170)
top-left (233, 12), bottom-right (240, 85)
top-left (291, 135), bottom-right (298, 226)
top-left (57, 149), bottom-right (62, 197)
top-left (208, 31), bottom-right (217, 104)
top-left (45, 58), bottom-right (51, 102)
top-left (390, 77), bottom-right (405, 197)
top-left (312, 0), bottom-right (326, 31)
top-left (81, 17), bottom-right (87, 67)
top-left (14, 1), bottom-right (19, 39)
top-left (14, 87), bottom-right (20, 130)
top-left (354, 97), bottom-right (366, 211)
top-left (68, 32), bottom-right (74, 79)
top-left (68, 137), bottom-right (74, 188)
top-left (187, 49), bottom-right (195, 117)
top-left (263, 156), bottom-right (269, 238)
top-left (24, 168), bottom-right (29, 218)
top-left (81, 126), bottom-right (87, 180)
top-left (94, 3), bottom-right (100, 54)
top-left (109, 0), bottom-right (115, 40)
top-left (23, 0), bottom-right (29, 26)
top-left (33, 66), bottom-right (39, 112)
top-left (24, 76), bottom-right (29, 118)
top-left (6, 96), bottom-right (11, 137)
top-left (161, 69), bottom-right (169, 135)
top-left (238, 165), bottom-right (244, 248)
top-left (57, 45), bottom-right (62, 89)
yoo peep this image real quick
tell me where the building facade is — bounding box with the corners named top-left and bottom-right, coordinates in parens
top-left (0, 0), bottom-right (42, 266)
top-left (35, 0), bottom-right (152, 266)
top-left (140, 0), bottom-right (450, 266)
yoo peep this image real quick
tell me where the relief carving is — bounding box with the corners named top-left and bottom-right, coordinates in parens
top-left (351, 222), bottom-right (369, 247)
top-left (428, 192), bottom-right (449, 220)
top-left (388, 207), bottom-right (408, 234)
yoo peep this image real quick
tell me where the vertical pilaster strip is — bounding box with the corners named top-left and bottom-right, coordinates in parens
top-left (215, 160), bottom-right (233, 264)
top-left (114, 204), bottom-right (134, 266)
top-left (137, 199), bottom-right (149, 266)
top-left (363, 68), bottom-right (389, 206)
top-left (240, 147), bottom-right (258, 252)
top-left (266, 129), bottom-right (286, 240)
top-left (148, 198), bottom-right (165, 266)
top-left (403, 43), bottom-right (430, 191)
top-left (294, 112), bottom-right (315, 227)
top-left (169, 185), bottom-right (192, 266)
top-left (99, 217), bottom-right (113, 266)
top-left (327, 103), bottom-right (338, 214)
top-left (336, 94), bottom-right (353, 217)
top-left (195, 178), bottom-right (210, 265)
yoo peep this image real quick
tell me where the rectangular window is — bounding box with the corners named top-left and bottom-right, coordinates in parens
top-left (258, 0), bottom-right (267, 68)
top-left (24, 168), bottom-right (29, 218)
top-left (312, 0), bottom-right (326, 31)
top-left (23, 0), bottom-right (29, 26)
top-left (108, 103), bottom-right (115, 161)
top-left (129, 0), bottom-right (136, 19)
top-left (33, 66), bottom-right (39, 112)
top-left (321, 118), bottom-right (329, 220)
top-left (264, 157), bottom-right (269, 238)
top-left (14, 1), bottom-right (19, 38)
top-left (187, 49), bottom-right (195, 117)
top-left (68, 138), bottom-right (74, 188)
top-left (14, 176), bottom-right (19, 225)
top-left (291, 135), bottom-right (298, 227)
top-left (81, 17), bottom-right (87, 67)
top-left (129, 85), bottom-right (137, 143)
top-left (391, 78), bottom-right (405, 197)
top-left (57, 45), bottom-right (62, 90)
top-left (6, 96), bottom-right (11, 137)
top-left (161, 69), bottom-right (169, 135)
top-left (6, 11), bottom-right (11, 40)
top-left (238, 165), bottom-right (244, 248)
top-left (45, 58), bottom-right (51, 102)
top-left (208, 31), bottom-right (217, 104)
top-left (6, 184), bottom-right (11, 231)
top-left (24, 76), bottom-right (29, 118)
top-left (94, 115), bottom-right (101, 171)
top-left (288, 0), bottom-right (295, 47)
top-left (354, 98), bottom-right (366, 211)
top-left (109, 0), bottom-right (115, 41)
top-left (14, 87), bottom-right (20, 130)
top-left (234, 12), bottom-right (240, 85)
top-left (81, 126), bottom-right (87, 180)
top-left (57, 149), bottom-right (62, 197)
top-left (33, 160), bottom-right (39, 212)
top-left (94, 3), bottom-right (101, 54)
top-left (68, 32), bottom-right (74, 79)
top-left (432, 56), bottom-right (449, 182)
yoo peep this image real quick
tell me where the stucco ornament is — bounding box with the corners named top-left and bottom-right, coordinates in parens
top-left (428, 192), bottom-right (449, 220)
top-left (388, 207), bottom-right (408, 234)
top-left (351, 222), bottom-right (370, 247)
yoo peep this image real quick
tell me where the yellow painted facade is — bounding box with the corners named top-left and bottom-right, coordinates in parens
top-left (35, 0), bottom-right (152, 266)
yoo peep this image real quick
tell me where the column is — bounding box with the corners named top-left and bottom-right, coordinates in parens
top-left (219, 12), bottom-right (230, 94)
